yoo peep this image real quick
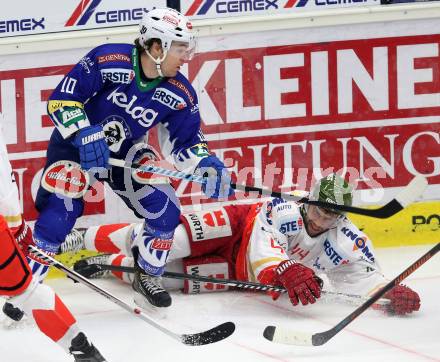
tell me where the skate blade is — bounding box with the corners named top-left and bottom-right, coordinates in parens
top-left (133, 291), bottom-right (168, 320)
top-left (1, 314), bottom-right (33, 330)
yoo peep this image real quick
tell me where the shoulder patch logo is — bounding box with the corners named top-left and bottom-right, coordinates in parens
top-left (341, 226), bottom-right (375, 262)
top-left (101, 68), bottom-right (134, 84)
top-left (152, 87), bottom-right (187, 110)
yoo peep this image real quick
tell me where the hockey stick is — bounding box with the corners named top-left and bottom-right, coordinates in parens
top-left (263, 242), bottom-right (440, 346)
top-left (109, 158), bottom-right (428, 218)
top-left (28, 245), bottom-right (235, 346)
top-left (79, 263), bottom-right (389, 306)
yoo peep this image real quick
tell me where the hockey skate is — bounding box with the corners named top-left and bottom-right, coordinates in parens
top-left (61, 228), bottom-right (86, 253)
top-left (132, 262), bottom-right (171, 308)
top-left (69, 332), bottom-right (107, 362)
top-left (73, 254), bottom-right (112, 279)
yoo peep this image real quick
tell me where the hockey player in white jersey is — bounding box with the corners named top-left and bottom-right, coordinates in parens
top-left (0, 125), bottom-right (106, 361)
top-left (71, 173), bottom-right (420, 316)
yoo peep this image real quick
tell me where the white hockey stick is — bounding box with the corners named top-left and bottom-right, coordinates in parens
top-left (109, 158), bottom-right (428, 218)
top-left (263, 242), bottom-right (440, 346)
top-left (28, 245), bottom-right (235, 346)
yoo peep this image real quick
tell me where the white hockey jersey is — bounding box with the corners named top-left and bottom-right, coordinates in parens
top-left (238, 198), bottom-right (386, 296)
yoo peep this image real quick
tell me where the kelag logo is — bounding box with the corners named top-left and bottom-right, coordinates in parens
top-left (65, 0), bottom-right (147, 27)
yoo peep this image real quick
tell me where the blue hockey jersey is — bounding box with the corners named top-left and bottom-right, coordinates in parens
top-left (47, 43), bottom-right (208, 172)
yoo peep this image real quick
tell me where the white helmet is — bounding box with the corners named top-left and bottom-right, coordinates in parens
top-left (139, 8), bottom-right (195, 70)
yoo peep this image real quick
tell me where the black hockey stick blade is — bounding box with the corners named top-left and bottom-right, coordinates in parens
top-left (181, 321), bottom-right (235, 346)
top-left (263, 242), bottom-right (440, 346)
top-left (29, 246), bottom-right (236, 346)
top-left (296, 175), bottom-right (427, 218)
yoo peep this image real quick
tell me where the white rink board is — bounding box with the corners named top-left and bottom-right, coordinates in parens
top-left (0, 0), bottom-right (167, 37)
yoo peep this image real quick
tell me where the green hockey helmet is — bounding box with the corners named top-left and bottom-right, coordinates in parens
top-left (302, 173), bottom-right (353, 236)
top-left (310, 173), bottom-right (353, 214)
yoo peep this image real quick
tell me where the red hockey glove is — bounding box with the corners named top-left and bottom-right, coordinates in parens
top-left (13, 219), bottom-right (35, 256)
top-left (274, 260), bottom-right (322, 306)
top-left (384, 284), bottom-right (420, 315)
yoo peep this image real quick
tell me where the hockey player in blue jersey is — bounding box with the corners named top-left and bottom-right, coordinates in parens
top-left (31, 7), bottom-right (233, 309)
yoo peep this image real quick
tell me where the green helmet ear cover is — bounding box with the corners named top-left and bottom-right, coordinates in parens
top-left (311, 173), bottom-right (353, 214)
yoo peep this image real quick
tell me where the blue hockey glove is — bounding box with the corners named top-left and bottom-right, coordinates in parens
top-left (197, 155), bottom-right (234, 199)
top-left (73, 125), bottom-right (109, 170)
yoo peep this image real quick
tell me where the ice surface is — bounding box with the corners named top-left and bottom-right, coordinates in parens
top-left (1, 245), bottom-right (439, 362)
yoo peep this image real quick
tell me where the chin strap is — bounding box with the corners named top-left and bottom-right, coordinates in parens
top-left (145, 49), bottom-right (167, 77)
